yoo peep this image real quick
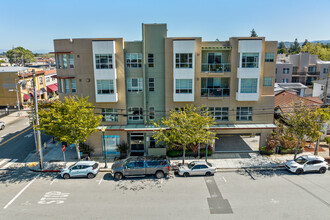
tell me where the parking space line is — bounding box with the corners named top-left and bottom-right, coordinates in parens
top-left (97, 179), bottom-right (103, 185)
top-left (0, 159), bottom-right (18, 170)
top-left (0, 159), bottom-right (10, 167)
top-left (50, 179), bottom-right (58, 185)
top-left (4, 174), bottom-right (40, 209)
top-left (222, 176), bottom-right (227, 183)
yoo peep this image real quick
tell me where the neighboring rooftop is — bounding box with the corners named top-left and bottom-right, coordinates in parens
top-left (0, 67), bottom-right (29, 73)
top-left (313, 79), bottom-right (327, 85)
top-left (275, 83), bottom-right (308, 90)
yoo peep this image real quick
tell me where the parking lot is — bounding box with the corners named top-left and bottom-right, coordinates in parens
top-left (1, 166), bottom-right (330, 220)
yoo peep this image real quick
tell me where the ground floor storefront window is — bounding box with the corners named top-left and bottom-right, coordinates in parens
top-left (104, 135), bottom-right (120, 155)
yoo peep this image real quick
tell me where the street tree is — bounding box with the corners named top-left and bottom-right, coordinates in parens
top-left (37, 96), bottom-right (102, 160)
top-left (278, 42), bottom-right (287, 54)
top-left (6, 46), bottom-right (35, 65)
top-left (152, 105), bottom-right (217, 164)
top-left (289, 38), bottom-right (301, 54)
top-left (250, 29), bottom-right (258, 37)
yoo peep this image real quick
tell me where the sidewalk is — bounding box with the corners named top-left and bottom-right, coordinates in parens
top-left (1, 110), bottom-right (28, 124)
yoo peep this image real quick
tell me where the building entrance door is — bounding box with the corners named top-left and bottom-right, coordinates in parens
top-left (130, 133), bottom-right (145, 155)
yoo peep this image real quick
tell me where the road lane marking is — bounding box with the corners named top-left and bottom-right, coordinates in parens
top-left (0, 127), bottom-right (32, 147)
top-left (24, 132), bottom-right (33, 138)
top-left (0, 159), bottom-right (10, 168)
top-left (222, 176), bottom-right (227, 183)
top-left (0, 159), bottom-right (18, 170)
top-left (98, 179), bottom-right (103, 185)
top-left (38, 191), bottom-right (70, 205)
top-left (3, 174), bottom-right (40, 209)
top-left (50, 179), bottom-right (58, 185)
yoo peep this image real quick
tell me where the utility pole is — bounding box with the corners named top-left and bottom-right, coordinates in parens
top-left (32, 69), bottom-right (43, 170)
top-left (15, 79), bottom-right (21, 113)
top-left (323, 70), bottom-right (330, 104)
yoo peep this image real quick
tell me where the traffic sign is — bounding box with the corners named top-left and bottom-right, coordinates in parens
top-left (62, 145), bottom-right (65, 152)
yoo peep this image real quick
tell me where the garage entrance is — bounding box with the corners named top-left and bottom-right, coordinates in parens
top-left (214, 134), bottom-right (260, 153)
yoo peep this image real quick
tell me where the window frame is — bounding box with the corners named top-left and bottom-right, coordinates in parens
top-left (126, 53), bottom-right (142, 68)
top-left (149, 107), bottom-right (155, 120)
top-left (240, 78), bottom-right (258, 93)
top-left (96, 80), bottom-right (114, 94)
top-left (71, 79), bottom-right (76, 93)
top-left (127, 78), bottom-right (143, 92)
top-left (265, 52), bottom-right (274, 62)
top-left (241, 53), bottom-right (259, 68)
top-left (175, 53), bottom-right (193, 69)
top-left (148, 78), bottom-right (155, 92)
top-left (95, 54), bottom-right (113, 69)
top-left (63, 54), bottom-right (67, 69)
top-left (263, 77), bottom-right (272, 86)
top-left (128, 107), bottom-right (144, 121)
top-left (175, 79), bottom-right (192, 94)
top-left (283, 68), bottom-right (290, 74)
top-left (102, 108), bottom-right (118, 122)
top-left (148, 53), bottom-right (154, 67)
top-left (236, 107), bottom-right (253, 121)
top-left (208, 107), bottom-right (229, 121)
top-left (69, 54), bottom-right (74, 68)
top-left (64, 79), bottom-right (70, 94)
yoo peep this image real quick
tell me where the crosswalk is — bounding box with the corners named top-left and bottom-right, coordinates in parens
top-left (0, 158), bottom-right (19, 170)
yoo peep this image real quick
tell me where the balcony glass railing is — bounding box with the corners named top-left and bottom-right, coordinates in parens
top-left (201, 88), bottom-right (230, 97)
top-left (201, 63), bottom-right (231, 73)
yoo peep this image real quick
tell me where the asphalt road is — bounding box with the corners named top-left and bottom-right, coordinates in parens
top-left (0, 116), bottom-right (51, 162)
top-left (0, 169), bottom-right (329, 220)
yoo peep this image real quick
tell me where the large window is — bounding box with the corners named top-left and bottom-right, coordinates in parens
top-left (126, 53), bottom-right (142, 68)
top-left (64, 79), bottom-right (70, 94)
top-left (308, 66), bottom-right (316, 73)
top-left (175, 79), bottom-right (192, 94)
top-left (265, 53), bottom-right (274, 62)
top-left (128, 107), bottom-right (143, 121)
top-left (148, 78), bottom-right (154, 92)
top-left (148, 53), bottom-right (154, 67)
top-left (104, 135), bottom-right (120, 155)
top-left (236, 107), bottom-right (253, 121)
top-left (263, 77), bottom-right (272, 86)
top-left (149, 107), bottom-right (155, 120)
top-left (292, 66), bottom-right (298, 73)
top-left (102, 108), bottom-right (118, 122)
top-left (240, 78), bottom-right (257, 93)
top-left (63, 54), bottom-right (67, 69)
top-left (175, 53), bottom-right (193, 68)
top-left (127, 78), bottom-right (143, 92)
top-left (57, 54), bottom-right (62, 69)
top-left (71, 79), bottom-right (76, 93)
top-left (242, 53), bottom-right (259, 68)
top-left (69, 54), bottom-right (74, 68)
top-left (97, 80), bottom-right (114, 94)
top-left (282, 78), bottom-right (289, 83)
top-left (95, 54), bottom-right (113, 69)
top-left (201, 77), bottom-right (229, 97)
top-left (208, 107), bottom-right (229, 121)
top-left (208, 53), bottom-right (221, 64)
top-left (283, 68), bottom-right (290, 74)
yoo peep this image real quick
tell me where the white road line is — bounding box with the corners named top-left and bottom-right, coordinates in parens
top-left (4, 174), bottom-right (40, 209)
top-left (50, 179), bottom-right (58, 185)
top-left (0, 159), bottom-right (10, 168)
top-left (222, 176), bottom-right (227, 183)
top-left (98, 179), bottom-right (103, 185)
top-left (0, 159), bottom-right (18, 170)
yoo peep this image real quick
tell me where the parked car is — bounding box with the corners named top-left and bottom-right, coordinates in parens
top-left (178, 161), bottom-right (216, 177)
top-left (61, 161), bottom-right (99, 179)
top-left (111, 156), bottom-right (171, 180)
top-left (0, 121), bottom-right (5, 130)
top-left (285, 155), bottom-right (328, 175)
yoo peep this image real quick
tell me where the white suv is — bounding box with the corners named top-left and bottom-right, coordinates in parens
top-left (0, 121), bottom-right (5, 130)
top-left (61, 161), bottom-right (99, 179)
top-left (285, 155), bottom-right (328, 175)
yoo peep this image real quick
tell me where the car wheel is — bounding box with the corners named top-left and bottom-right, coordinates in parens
top-left (206, 171), bottom-right (212, 176)
top-left (87, 173), bottom-right (95, 179)
top-left (155, 171), bottom-right (164, 179)
top-left (295, 168), bottom-right (303, 175)
top-left (114, 172), bottom-right (123, 180)
top-left (1, 125), bottom-right (4, 130)
top-left (183, 172), bottom-right (190, 177)
top-left (319, 167), bottom-right (327, 174)
top-left (63, 173), bottom-right (70, 179)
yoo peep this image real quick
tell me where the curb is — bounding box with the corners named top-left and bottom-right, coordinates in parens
top-left (28, 168), bottom-right (61, 173)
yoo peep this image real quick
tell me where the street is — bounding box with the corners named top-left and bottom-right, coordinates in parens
top-left (0, 168), bottom-right (330, 220)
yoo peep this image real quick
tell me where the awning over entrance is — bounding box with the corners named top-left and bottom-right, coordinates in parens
top-left (47, 83), bottom-right (58, 92)
top-left (23, 94), bottom-right (31, 100)
top-left (98, 124), bottom-right (276, 131)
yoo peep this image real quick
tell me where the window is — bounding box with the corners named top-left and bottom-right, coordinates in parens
top-left (95, 54), bottom-right (113, 69)
top-left (135, 161), bottom-right (144, 168)
top-left (324, 68), bottom-right (328, 74)
top-left (276, 68), bottom-right (277, 74)
top-left (200, 165), bottom-right (208, 169)
top-left (282, 78), bottom-right (289, 83)
top-left (148, 53), bottom-right (154, 67)
top-left (71, 79), bottom-right (76, 93)
top-left (149, 107), bottom-right (155, 120)
top-left (97, 80), bottom-right (114, 94)
top-left (46, 77), bottom-right (50, 83)
top-left (283, 68), bottom-right (290, 74)
top-left (58, 79), bottom-right (62, 93)
top-left (175, 79), bottom-right (192, 93)
top-left (265, 53), bottom-right (274, 62)
top-left (69, 54), bottom-right (74, 68)
top-left (57, 54), bottom-right (62, 69)
top-left (263, 77), bottom-right (272, 86)
top-left (126, 53), bottom-right (142, 68)
top-left (104, 135), bottom-right (120, 155)
top-left (208, 107), bottom-right (229, 121)
top-left (236, 107), bottom-right (253, 121)
top-left (102, 108), bottom-right (118, 122)
top-left (208, 53), bottom-right (221, 64)
top-left (148, 78), bottom-right (154, 91)
top-left (241, 78), bottom-right (257, 93)
top-left (201, 77), bottom-right (230, 97)
top-left (128, 107), bottom-right (143, 121)
top-left (308, 66), bottom-right (316, 73)
top-left (127, 78), bottom-right (143, 92)
top-left (175, 53), bottom-right (193, 68)
top-left (241, 53), bottom-right (259, 68)
top-left (63, 54), bottom-right (67, 69)
top-left (293, 66), bottom-right (298, 73)
top-left (321, 86), bottom-right (324, 91)
top-left (64, 79), bottom-right (69, 93)
top-left (39, 76), bottom-right (43, 85)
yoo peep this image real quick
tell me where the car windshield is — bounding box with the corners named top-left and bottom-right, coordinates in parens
top-left (295, 157), bottom-right (307, 165)
top-left (188, 162), bottom-right (195, 169)
top-left (68, 162), bottom-right (77, 169)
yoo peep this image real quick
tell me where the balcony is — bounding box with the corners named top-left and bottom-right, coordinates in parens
top-left (292, 71), bottom-right (320, 76)
top-left (307, 71), bottom-right (320, 76)
top-left (201, 63), bottom-right (231, 73)
top-left (201, 88), bottom-right (230, 97)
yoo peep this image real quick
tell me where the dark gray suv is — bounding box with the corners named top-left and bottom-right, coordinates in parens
top-left (111, 156), bottom-right (171, 180)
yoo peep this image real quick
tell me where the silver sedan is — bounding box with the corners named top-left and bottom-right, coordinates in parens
top-left (178, 161), bottom-right (216, 177)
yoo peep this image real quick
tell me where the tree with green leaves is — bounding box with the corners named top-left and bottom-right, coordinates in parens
top-left (37, 96), bottom-right (102, 160)
top-left (250, 29), bottom-right (258, 37)
top-left (152, 105), bottom-right (217, 164)
top-left (302, 39), bottom-right (309, 47)
top-left (278, 42), bottom-right (287, 54)
top-left (301, 42), bottom-right (330, 61)
top-left (6, 46), bottom-right (35, 65)
top-left (289, 38), bottom-right (301, 54)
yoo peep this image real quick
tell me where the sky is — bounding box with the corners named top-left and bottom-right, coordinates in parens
top-left (1, 0), bottom-right (330, 52)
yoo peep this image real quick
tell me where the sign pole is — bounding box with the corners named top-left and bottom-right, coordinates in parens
top-left (62, 145), bottom-right (66, 162)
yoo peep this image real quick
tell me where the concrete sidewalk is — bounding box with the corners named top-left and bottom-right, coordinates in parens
top-left (1, 110), bottom-right (28, 125)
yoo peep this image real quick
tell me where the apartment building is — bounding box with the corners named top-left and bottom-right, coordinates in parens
top-left (53, 24), bottom-right (277, 156)
top-left (276, 53), bottom-right (330, 85)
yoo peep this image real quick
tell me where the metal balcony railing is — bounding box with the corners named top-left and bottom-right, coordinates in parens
top-left (201, 88), bottom-right (230, 97)
top-left (201, 63), bottom-right (231, 73)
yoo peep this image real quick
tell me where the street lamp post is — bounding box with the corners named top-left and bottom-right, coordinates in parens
top-left (101, 126), bottom-right (107, 168)
top-left (14, 79), bottom-right (21, 113)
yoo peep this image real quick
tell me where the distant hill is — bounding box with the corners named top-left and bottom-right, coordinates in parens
top-left (280, 40), bottom-right (330, 48)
